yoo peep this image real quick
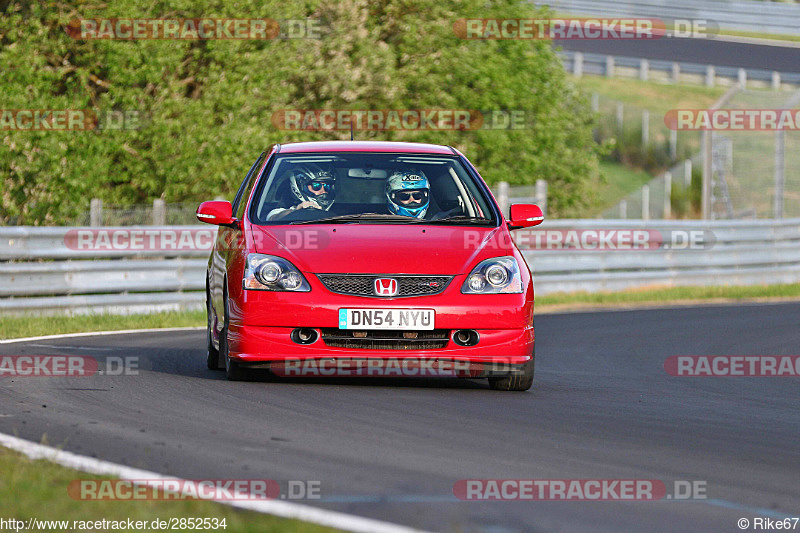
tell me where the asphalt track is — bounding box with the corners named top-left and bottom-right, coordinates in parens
top-left (555, 37), bottom-right (800, 73)
top-left (1, 302), bottom-right (799, 532)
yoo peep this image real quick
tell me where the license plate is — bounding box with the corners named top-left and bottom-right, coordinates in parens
top-left (338, 308), bottom-right (435, 330)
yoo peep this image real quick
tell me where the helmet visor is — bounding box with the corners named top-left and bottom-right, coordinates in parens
top-left (391, 189), bottom-right (429, 207)
top-left (308, 181), bottom-right (334, 193)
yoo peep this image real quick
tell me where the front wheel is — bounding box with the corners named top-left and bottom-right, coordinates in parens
top-left (220, 293), bottom-right (248, 381)
top-left (206, 289), bottom-right (222, 370)
top-left (222, 323), bottom-right (249, 381)
top-left (488, 356), bottom-right (534, 391)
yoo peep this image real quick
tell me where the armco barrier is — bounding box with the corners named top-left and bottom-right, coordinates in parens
top-left (1, 219), bottom-right (799, 314)
top-left (540, 0), bottom-right (800, 37)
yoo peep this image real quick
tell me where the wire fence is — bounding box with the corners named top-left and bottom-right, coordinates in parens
top-left (709, 89), bottom-right (800, 219)
top-left (601, 157), bottom-right (699, 220)
top-left (66, 200), bottom-right (201, 226)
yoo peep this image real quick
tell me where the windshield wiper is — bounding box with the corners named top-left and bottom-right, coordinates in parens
top-left (424, 215), bottom-right (493, 225)
top-left (291, 213), bottom-right (423, 225)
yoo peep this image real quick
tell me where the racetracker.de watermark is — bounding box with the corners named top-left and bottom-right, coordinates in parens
top-left (66, 228), bottom-right (717, 253)
top-left (270, 109), bottom-right (531, 131)
top-left (65, 18), bottom-right (323, 40)
top-left (665, 109), bottom-right (800, 131)
top-left (270, 358), bottom-right (525, 378)
top-left (65, 228), bottom-right (216, 252)
top-left (0, 110), bottom-right (143, 131)
top-left (454, 18), bottom-right (718, 39)
top-left (0, 356), bottom-right (138, 377)
top-left (664, 356), bottom-right (800, 377)
top-left (63, 228), bottom-right (333, 253)
top-left (453, 479), bottom-right (707, 500)
top-left (68, 479), bottom-right (321, 500)
top-left (451, 229), bottom-right (716, 251)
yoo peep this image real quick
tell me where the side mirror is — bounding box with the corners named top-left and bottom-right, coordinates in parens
top-left (196, 201), bottom-right (235, 226)
top-left (507, 204), bottom-right (544, 230)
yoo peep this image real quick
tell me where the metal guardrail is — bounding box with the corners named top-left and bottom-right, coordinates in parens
top-left (1, 220), bottom-right (799, 314)
top-left (523, 219), bottom-right (800, 294)
top-left (540, 0), bottom-right (800, 37)
top-left (559, 50), bottom-right (800, 88)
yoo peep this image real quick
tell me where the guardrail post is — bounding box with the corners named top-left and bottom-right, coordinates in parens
top-left (775, 130), bottom-right (785, 218)
top-left (664, 172), bottom-right (672, 219)
top-left (702, 131), bottom-right (712, 219)
top-left (573, 52), bottom-right (583, 78)
top-left (619, 200), bottom-right (627, 219)
top-left (772, 71), bottom-right (781, 90)
top-left (153, 199), bottom-right (166, 226)
top-left (90, 199), bottom-right (103, 227)
top-left (642, 185), bottom-right (650, 220)
top-left (669, 129), bottom-right (678, 161)
top-left (705, 66), bottom-right (715, 87)
top-left (738, 68), bottom-right (747, 89)
top-left (497, 181), bottom-right (509, 217)
top-left (536, 179), bottom-right (548, 216)
top-left (684, 159), bottom-right (692, 187)
top-left (671, 62), bottom-right (680, 83)
top-left (639, 59), bottom-right (649, 81)
top-left (641, 110), bottom-right (650, 147)
top-left (605, 55), bottom-right (615, 78)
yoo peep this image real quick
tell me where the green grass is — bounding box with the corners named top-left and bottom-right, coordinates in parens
top-left (701, 28), bottom-right (800, 44)
top-left (0, 310), bottom-right (205, 340)
top-left (537, 283), bottom-right (800, 309)
top-left (573, 76), bottom-right (725, 119)
top-left (590, 161), bottom-right (655, 215)
top-left (0, 447), bottom-right (340, 532)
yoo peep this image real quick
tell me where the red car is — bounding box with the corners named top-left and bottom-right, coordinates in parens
top-left (197, 141), bottom-right (543, 391)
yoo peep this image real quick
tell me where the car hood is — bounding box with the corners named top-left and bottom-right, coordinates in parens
top-left (250, 224), bottom-right (513, 275)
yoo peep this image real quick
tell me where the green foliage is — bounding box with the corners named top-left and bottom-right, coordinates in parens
top-left (670, 163), bottom-right (702, 219)
top-left (1, 0), bottom-right (599, 223)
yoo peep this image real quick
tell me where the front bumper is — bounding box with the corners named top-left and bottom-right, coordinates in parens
top-left (227, 324), bottom-right (535, 367)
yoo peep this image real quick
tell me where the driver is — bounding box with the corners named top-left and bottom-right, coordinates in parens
top-left (385, 171), bottom-right (430, 219)
top-left (268, 164), bottom-right (336, 220)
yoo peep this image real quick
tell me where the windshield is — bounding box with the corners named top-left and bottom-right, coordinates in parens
top-left (248, 153), bottom-right (496, 225)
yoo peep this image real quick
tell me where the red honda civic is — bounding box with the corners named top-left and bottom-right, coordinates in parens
top-left (197, 141), bottom-right (543, 390)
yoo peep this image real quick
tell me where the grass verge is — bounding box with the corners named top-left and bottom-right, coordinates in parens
top-left (0, 310), bottom-right (206, 341)
top-left (572, 76), bottom-right (724, 118)
top-left (3, 285), bottom-right (800, 340)
top-left (0, 446), bottom-right (340, 533)
top-left (537, 283), bottom-right (800, 312)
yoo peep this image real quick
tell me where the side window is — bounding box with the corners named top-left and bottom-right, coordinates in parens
top-left (232, 152), bottom-right (266, 220)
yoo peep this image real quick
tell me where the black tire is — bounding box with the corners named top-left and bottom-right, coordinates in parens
top-left (206, 285), bottom-right (222, 370)
top-left (220, 286), bottom-right (248, 381)
top-left (488, 355), bottom-right (534, 391)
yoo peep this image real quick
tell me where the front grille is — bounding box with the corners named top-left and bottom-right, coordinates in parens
top-left (317, 274), bottom-right (452, 297)
top-left (320, 329), bottom-right (450, 350)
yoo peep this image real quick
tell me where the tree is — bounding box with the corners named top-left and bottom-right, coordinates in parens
top-left (0, 0), bottom-right (598, 224)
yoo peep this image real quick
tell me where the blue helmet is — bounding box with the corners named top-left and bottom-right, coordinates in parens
top-left (385, 171), bottom-right (430, 219)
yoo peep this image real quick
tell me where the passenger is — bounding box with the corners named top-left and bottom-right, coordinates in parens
top-left (385, 171), bottom-right (430, 219)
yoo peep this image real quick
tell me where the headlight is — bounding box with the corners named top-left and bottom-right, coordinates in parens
top-left (243, 254), bottom-right (311, 292)
top-left (461, 256), bottom-right (523, 294)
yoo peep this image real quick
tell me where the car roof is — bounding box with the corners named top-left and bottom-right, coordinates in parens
top-left (278, 141), bottom-right (456, 155)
